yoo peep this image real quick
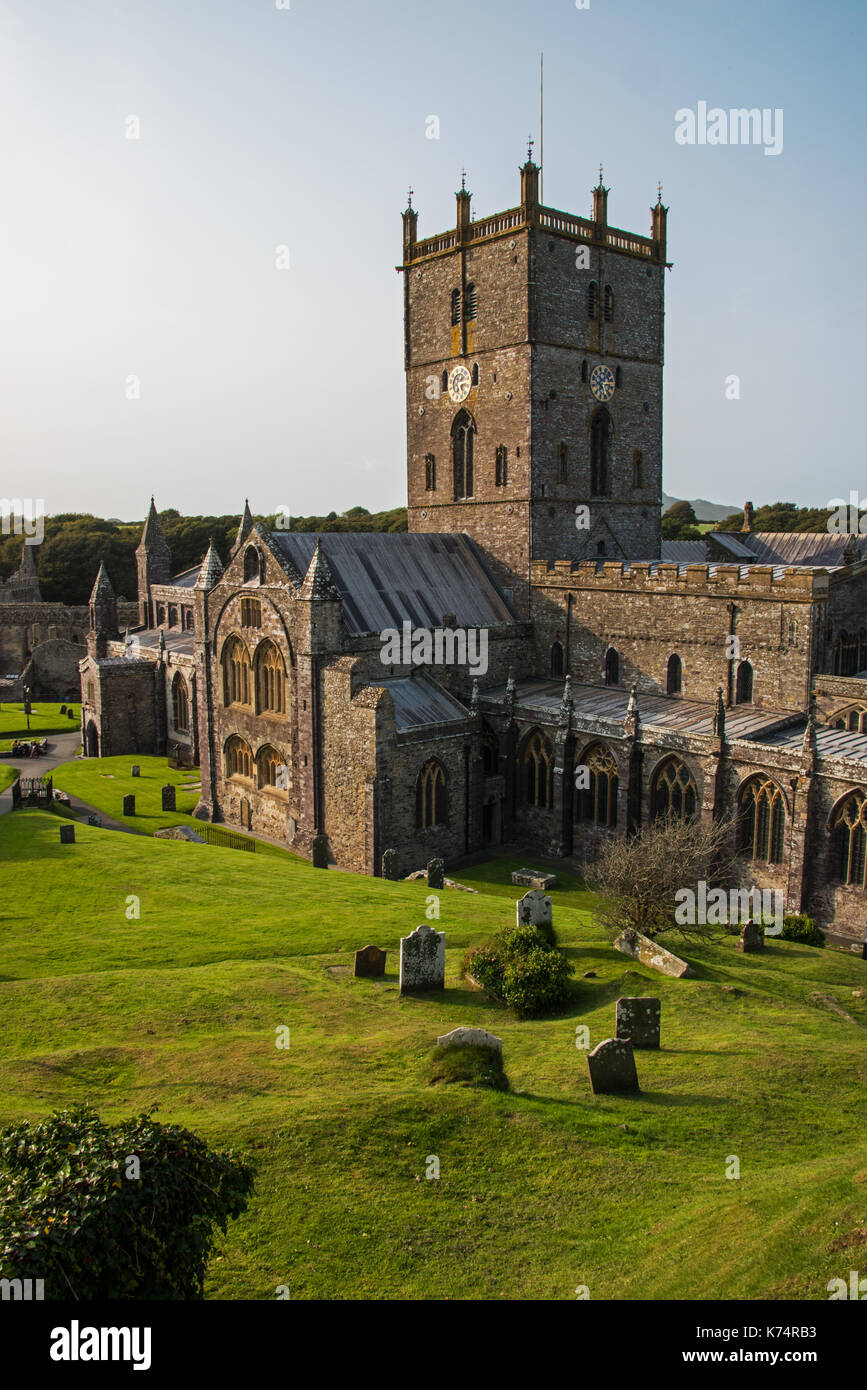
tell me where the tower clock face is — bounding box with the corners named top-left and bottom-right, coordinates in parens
top-left (590, 364), bottom-right (616, 402)
top-left (448, 365), bottom-right (472, 404)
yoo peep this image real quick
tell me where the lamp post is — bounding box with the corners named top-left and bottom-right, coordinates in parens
top-left (23, 684), bottom-right (31, 732)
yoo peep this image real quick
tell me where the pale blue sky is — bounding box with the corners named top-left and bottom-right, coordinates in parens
top-left (1, 0), bottom-right (864, 521)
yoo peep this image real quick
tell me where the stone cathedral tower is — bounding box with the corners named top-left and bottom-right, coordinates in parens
top-left (400, 156), bottom-right (669, 615)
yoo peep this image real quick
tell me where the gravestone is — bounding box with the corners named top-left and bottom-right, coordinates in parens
top-left (614, 928), bottom-right (696, 978)
top-left (67, 709), bottom-right (75, 719)
top-left (516, 889), bottom-right (552, 931)
top-left (437, 1026), bottom-right (502, 1058)
top-left (59, 825), bottom-right (75, 844)
top-left (312, 834), bottom-right (329, 869)
top-left (382, 847), bottom-right (399, 880)
top-left (59, 705), bottom-right (66, 714)
top-left (511, 867), bottom-right (556, 890)
top-left (161, 784), bottom-right (176, 812)
top-left (616, 996), bottom-right (661, 1049)
top-left (738, 922), bottom-right (764, 953)
top-left (354, 944), bottom-right (386, 978)
top-left (122, 794), bottom-right (135, 816)
top-left (131, 765), bottom-right (140, 778)
top-left (427, 857), bottom-right (444, 890)
top-left (586, 1038), bottom-right (640, 1094)
top-left (399, 924), bottom-right (445, 994)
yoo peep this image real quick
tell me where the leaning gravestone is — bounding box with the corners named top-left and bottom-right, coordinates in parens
top-left (312, 834), bottom-right (328, 869)
top-left (59, 825), bottom-right (75, 844)
top-left (614, 927), bottom-right (695, 978)
top-left (59, 705), bottom-right (66, 715)
top-left (354, 944), bottom-right (386, 978)
top-left (399, 924), bottom-right (445, 994)
top-left (427, 858), bottom-right (444, 890)
top-left (131, 765), bottom-right (140, 778)
top-left (437, 1026), bottom-right (502, 1059)
top-left (516, 889), bottom-right (552, 931)
top-left (586, 1038), bottom-right (640, 1094)
top-left (122, 794), bottom-right (135, 817)
top-left (161, 784), bottom-right (176, 812)
top-left (616, 997), bottom-right (661, 1049)
top-left (382, 847), bottom-right (399, 880)
top-left (738, 922), bottom-right (764, 953)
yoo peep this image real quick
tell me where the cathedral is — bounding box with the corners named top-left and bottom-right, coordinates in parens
top-left (79, 158), bottom-right (867, 947)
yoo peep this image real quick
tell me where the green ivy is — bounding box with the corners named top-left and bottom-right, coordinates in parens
top-left (0, 1105), bottom-right (254, 1300)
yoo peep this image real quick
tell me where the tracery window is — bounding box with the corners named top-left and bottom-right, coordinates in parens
top-left (416, 759), bottom-right (447, 829)
top-left (832, 791), bottom-right (867, 887)
top-left (254, 639), bottom-right (285, 715)
top-left (651, 757), bottom-right (697, 821)
top-left (737, 777), bottom-right (785, 863)
top-left (575, 742), bottom-right (619, 827)
top-left (222, 635), bottom-right (251, 707)
top-left (172, 673), bottom-right (190, 733)
top-left (226, 735), bottom-right (253, 781)
top-left (523, 729), bottom-right (553, 809)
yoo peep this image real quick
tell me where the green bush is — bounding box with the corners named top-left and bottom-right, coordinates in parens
top-left (0, 1105), bottom-right (254, 1300)
top-left (462, 924), bottom-right (573, 1019)
top-left (781, 913), bottom-right (825, 948)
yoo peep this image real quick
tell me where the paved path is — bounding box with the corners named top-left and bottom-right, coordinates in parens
top-left (0, 731), bottom-right (141, 833)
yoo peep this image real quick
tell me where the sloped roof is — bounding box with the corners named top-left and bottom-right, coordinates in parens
top-left (749, 722), bottom-right (867, 759)
top-left (270, 532), bottom-right (516, 635)
top-left (376, 675), bottom-right (468, 730)
top-left (729, 531), bottom-right (858, 567)
top-left (660, 540), bottom-right (706, 563)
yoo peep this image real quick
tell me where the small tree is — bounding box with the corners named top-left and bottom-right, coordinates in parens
top-left (584, 812), bottom-right (738, 941)
top-left (0, 1105), bottom-right (254, 1300)
top-left (664, 500), bottom-right (698, 525)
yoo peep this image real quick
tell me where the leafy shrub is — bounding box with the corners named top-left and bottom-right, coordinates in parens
top-left (462, 924), bottom-right (573, 1019)
top-left (0, 1105), bottom-right (254, 1300)
top-left (781, 913), bottom-right (825, 948)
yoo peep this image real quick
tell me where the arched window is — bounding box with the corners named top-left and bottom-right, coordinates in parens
top-left (604, 285), bottom-right (614, 322)
top-left (831, 705), bottom-right (867, 733)
top-left (557, 443), bottom-right (568, 483)
top-left (156, 604), bottom-right (166, 626)
top-left (632, 450), bottom-right (643, 488)
top-left (651, 757), bottom-right (697, 821)
top-left (425, 454), bottom-right (436, 491)
top-left (452, 409), bottom-right (475, 500)
top-left (550, 641), bottom-right (564, 678)
top-left (183, 608), bottom-right (194, 630)
top-left (604, 647), bottom-right (619, 686)
top-left (168, 604), bottom-right (178, 628)
top-left (257, 743), bottom-right (286, 792)
top-left (523, 729), bottom-right (553, 809)
top-left (254, 639), bottom-right (286, 715)
top-left (832, 791), bottom-right (867, 887)
top-left (450, 288), bottom-right (462, 326)
top-left (735, 661), bottom-right (754, 704)
top-left (441, 369), bottom-right (448, 393)
top-left (240, 598), bottom-right (261, 628)
top-left (172, 673), bottom-right (190, 733)
top-left (581, 359), bottom-right (588, 383)
top-left (471, 362), bottom-right (479, 386)
top-left (834, 632), bottom-right (862, 677)
top-left (221, 635), bottom-right (252, 707)
top-left (590, 406), bottom-right (611, 496)
top-left (416, 759), bottom-right (447, 829)
top-left (737, 777), bottom-right (785, 863)
top-left (588, 282), bottom-right (598, 320)
top-left (495, 445), bottom-right (508, 487)
top-left (243, 546), bottom-right (260, 584)
top-left (666, 654), bottom-right (682, 696)
top-left (464, 283), bottom-right (477, 320)
top-left (576, 742), bottom-right (619, 827)
top-left (225, 735), bottom-right (253, 781)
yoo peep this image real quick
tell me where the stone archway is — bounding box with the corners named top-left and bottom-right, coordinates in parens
top-left (85, 720), bottom-right (99, 758)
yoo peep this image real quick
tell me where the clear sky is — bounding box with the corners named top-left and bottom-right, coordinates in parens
top-left (1, 0), bottom-right (865, 523)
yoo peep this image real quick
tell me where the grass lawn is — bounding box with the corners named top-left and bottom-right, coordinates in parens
top-left (0, 809), bottom-right (865, 1300)
top-left (50, 754), bottom-right (206, 834)
top-left (0, 766), bottom-right (17, 794)
top-left (0, 702), bottom-right (81, 741)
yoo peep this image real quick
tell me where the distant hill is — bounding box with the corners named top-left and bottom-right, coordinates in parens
top-left (663, 494), bottom-right (740, 523)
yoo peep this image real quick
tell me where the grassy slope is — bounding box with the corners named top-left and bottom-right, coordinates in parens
top-left (0, 811), bottom-right (866, 1301)
top-left (0, 766), bottom-right (17, 793)
top-left (50, 755), bottom-right (203, 833)
top-left (0, 702), bottom-right (81, 739)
